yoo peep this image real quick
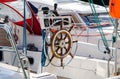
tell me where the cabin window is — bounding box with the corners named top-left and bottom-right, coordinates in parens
top-left (80, 13), bottom-right (114, 28)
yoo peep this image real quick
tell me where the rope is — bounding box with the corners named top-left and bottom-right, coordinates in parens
top-left (87, 0), bottom-right (110, 54)
top-left (97, 0), bottom-right (119, 75)
top-left (41, 29), bottom-right (49, 67)
top-left (101, 0), bottom-right (115, 26)
top-left (101, 0), bottom-right (118, 57)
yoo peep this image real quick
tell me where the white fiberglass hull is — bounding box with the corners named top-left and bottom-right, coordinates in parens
top-left (44, 56), bottom-right (114, 79)
top-left (0, 63), bottom-right (57, 79)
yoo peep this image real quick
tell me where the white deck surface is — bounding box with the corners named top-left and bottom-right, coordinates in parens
top-left (0, 62), bottom-right (57, 79)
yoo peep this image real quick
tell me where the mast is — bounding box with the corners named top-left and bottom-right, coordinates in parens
top-left (23, 0), bottom-right (27, 55)
top-left (23, 0), bottom-right (30, 79)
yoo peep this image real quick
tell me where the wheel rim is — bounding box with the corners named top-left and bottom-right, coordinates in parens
top-left (51, 30), bottom-right (72, 58)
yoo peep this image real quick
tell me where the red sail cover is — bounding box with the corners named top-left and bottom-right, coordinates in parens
top-left (26, 1), bottom-right (42, 35)
top-left (109, 0), bottom-right (120, 18)
top-left (0, 0), bottom-right (15, 2)
top-left (14, 1), bottom-right (42, 35)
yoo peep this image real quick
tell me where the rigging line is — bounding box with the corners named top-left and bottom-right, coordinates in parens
top-left (101, 0), bottom-right (117, 57)
top-left (87, 0), bottom-right (110, 54)
top-left (101, 0), bottom-right (115, 26)
top-left (101, 0), bottom-right (118, 58)
top-left (100, 0), bottom-right (117, 37)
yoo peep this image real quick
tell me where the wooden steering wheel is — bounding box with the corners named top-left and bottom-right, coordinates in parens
top-left (51, 29), bottom-right (73, 58)
top-left (44, 17), bottom-right (78, 67)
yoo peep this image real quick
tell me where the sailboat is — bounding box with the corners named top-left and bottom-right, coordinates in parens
top-left (0, 0), bottom-right (120, 79)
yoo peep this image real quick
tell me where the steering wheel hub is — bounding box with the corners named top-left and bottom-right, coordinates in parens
top-left (59, 40), bottom-right (66, 48)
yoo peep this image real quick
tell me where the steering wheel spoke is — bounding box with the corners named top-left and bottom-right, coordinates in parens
top-left (69, 52), bottom-right (74, 58)
top-left (50, 55), bottom-right (55, 62)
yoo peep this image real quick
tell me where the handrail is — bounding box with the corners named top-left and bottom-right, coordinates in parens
top-left (0, 23), bottom-right (29, 79)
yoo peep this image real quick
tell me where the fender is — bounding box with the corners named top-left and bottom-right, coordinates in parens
top-left (109, 0), bottom-right (120, 18)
